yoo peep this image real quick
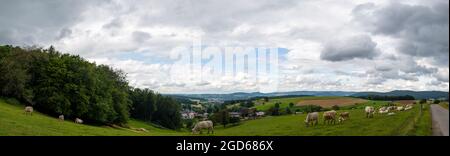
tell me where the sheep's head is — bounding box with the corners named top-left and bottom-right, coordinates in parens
top-left (191, 128), bottom-right (198, 134)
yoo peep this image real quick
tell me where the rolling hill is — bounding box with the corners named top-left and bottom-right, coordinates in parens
top-left (351, 90), bottom-right (449, 100)
top-left (171, 90), bottom-right (448, 102)
top-left (0, 98), bottom-right (182, 136)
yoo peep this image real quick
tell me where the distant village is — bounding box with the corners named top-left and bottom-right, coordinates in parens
top-left (180, 99), bottom-right (265, 120)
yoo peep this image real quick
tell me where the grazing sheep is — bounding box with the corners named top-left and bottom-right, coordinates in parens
top-left (365, 106), bottom-right (375, 118)
top-left (338, 112), bottom-right (350, 123)
top-left (378, 107), bottom-right (389, 114)
top-left (136, 128), bottom-right (148, 132)
top-left (387, 106), bottom-right (396, 111)
top-left (305, 112), bottom-right (319, 127)
top-left (323, 110), bottom-right (337, 125)
top-left (397, 106), bottom-right (404, 111)
top-left (75, 118), bottom-right (83, 124)
top-left (256, 111), bottom-right (265, 117)
top-left (404, 104), bottom-right (413, 110)
top-left (59, 115), bottom-right (64, 121)
top-left (192, 120), bottom-right (214, 134)
top-left (24, 106), bottom-right (33, 116)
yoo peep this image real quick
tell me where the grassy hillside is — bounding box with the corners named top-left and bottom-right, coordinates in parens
top-left (212, 104), bottom-right (431, 136)
top-left (439, 102), bottom-right (449, 110)
top-left (1, 97), bottom-right (431, 136)
top-left (0, 98), bottom-right (181, 136)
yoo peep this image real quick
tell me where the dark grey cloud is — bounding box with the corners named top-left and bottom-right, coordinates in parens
top-left (353, 2), bottom-right (449, 66)
top-left (103, 18), bottom-right (123, 29)
top-left (367, 55), bottom-right (439, 84)
top-left (0, 0), bottom-right (103, 45)
top-left (132, 31), bottom-right (152, 42)
top-left (320, 35), bottom-right (379, 61)
top-left (138, 0), bottom-right (298, 33)
top-left (57, 28), bottom-right (72, 40)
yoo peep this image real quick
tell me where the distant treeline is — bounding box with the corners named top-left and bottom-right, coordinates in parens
top-left (223, 95), bottom-right (312, 105)
top-left (0, 45), bottom-right (181, 129)
top-left (356, 95), bottom-right (415, 101)
top-left (266, 95), bottom-right (312, 99)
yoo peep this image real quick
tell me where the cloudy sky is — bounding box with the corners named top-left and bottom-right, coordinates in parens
top-left (1, 0), bottom-right (448, 93)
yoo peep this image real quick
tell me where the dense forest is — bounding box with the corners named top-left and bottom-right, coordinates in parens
top-left (0, 45), bottom-right (181, 129)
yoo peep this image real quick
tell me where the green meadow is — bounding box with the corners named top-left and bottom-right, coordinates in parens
top-left (0, 97), bottom-right (431, 136)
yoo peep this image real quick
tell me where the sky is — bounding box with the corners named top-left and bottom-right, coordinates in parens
top-left (0, 0), bottom-right (448, 94)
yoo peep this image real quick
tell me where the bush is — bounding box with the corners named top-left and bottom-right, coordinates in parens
top-left (297, 105), bottom-right (322, 113)
top-left (183, 119), bottom-right (195, 129)
top-left (419, 99), bottom-right (427, 104)
top-left (211, 109), bottom-right (230, 127)
top-left (331, 105), bottom-right (340, 110)
top-left (3, 97), bottom-right (21, 105)
top-left (285, 107), bottom-right (292, 114)
top-left (267, 103), bottom-right (281, 116)
top-left (289, 102), bottom-right (294, 108)
top-left (229, 117), bottom-right (240, 125)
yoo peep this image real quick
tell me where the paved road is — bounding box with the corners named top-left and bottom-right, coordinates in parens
top-left (430, 104), bottom-right (449, 136)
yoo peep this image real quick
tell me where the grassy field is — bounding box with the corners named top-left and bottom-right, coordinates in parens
top-left (255, 96), bottom-right (372, 111)
top-left (439, 102), bottom-right (448, 110)
top-left (0, 98), bottom-right (181, 136)
top-left (210, 104), bottom-right (431, 136)
top-left (0, 97), bottom-right (432, 136)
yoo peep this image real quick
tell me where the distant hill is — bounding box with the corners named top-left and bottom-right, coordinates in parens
top-left (170, 90), bottom-right (448, 102)
top-left (351, 90), bottom-right (449, 100)
top-left (169, 91), bottom-right (357, 102)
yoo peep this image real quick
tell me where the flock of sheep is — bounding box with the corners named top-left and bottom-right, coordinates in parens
top-left (305, 104), bottom-right (414, 127)
top-left (304, 110), bottom-right (350, 127)
top-left (24, 106), bottom-right (83, 124)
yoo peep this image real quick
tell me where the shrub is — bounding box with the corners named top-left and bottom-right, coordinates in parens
top-left (229, 117), bottom-right (240, 125)
top-left (183, 119), bottom-right (195, 129)
top-left (331, 105), bottom-right (340, 110)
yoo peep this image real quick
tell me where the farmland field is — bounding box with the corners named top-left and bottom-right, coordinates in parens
top-left (254, 96), bottom-right (368, 111)
top-left (0, 97), bottom-right (431, 136)
top-left (296, 97), bottom-right (367, 107)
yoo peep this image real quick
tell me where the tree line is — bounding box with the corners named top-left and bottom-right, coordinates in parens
top-left (0, 45), bottom-right (181, 129)
top-left (357, 95), bottom-right (415, 101)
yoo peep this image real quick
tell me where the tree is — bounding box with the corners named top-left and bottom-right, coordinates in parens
top-left (267, 102), bottom-right (281, 116)
top-left (285, 107), bottom-right (292, 114)
top-left (419, 99), bottom-right (427, 104)
top-left (229, 117), bottom-right (240, 125)
top-left (129, 88), bottom-right (157, 122)
top-left (221, 109), bottom-right (229, 127)
top-left (211, 109), bottom-right (230, 128)
top-left (331, 105), bottom-right (340, 110)
top-left (433, 100), bottom-right (441, 104)
top-left (289, 102), bottom-right (294, 108)
top-left (0, 45), bottom-right (183, 129)
top-left (152, 95), bottom-right (182, 129)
